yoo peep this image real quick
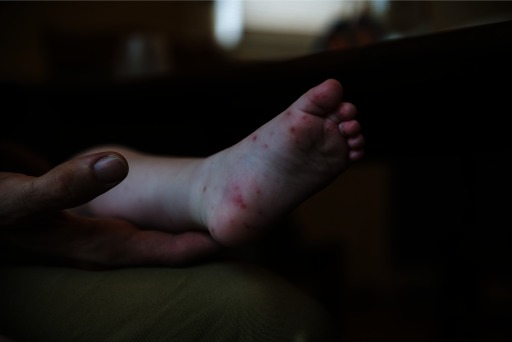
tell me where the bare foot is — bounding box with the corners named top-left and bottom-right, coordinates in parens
top-left (193, 79), bottom-right (364, 246)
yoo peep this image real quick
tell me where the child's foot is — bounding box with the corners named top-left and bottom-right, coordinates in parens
top-left (194, 79), bottom-right (364, 246)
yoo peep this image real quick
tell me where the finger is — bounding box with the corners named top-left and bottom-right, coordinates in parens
top-left (2, 212), bottom-right (222, 268)
top-left (49, 217), bottom-right (222, 268)
top-left (1, 152), bottom-right (128, 224)
top-left (130, 230), bottom-right (223, 267)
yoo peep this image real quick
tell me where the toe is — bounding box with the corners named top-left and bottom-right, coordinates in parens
top-left (348, 135), bottom-right (365, 150)
top-left (339, 120), bottom-right (361, 137)
top-left (339, 102), bottom-right (357, 121)
top-left (294, 79), bottom-right (344, 117)
top-left (349, 149), bottom-right (365, 161)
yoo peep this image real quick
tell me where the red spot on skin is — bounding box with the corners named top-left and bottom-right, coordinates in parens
top-left (325, 122), bottom-right (339, 134)
top-left (202, 186), bottom-right (207, 192)
top-left (263, 143), bottom-right (268, 149)
top-left (289, 126), bottom-right (296, 133)
top-left (252, 134), bottom-right (258, 141)
top-left (312, 92), bottom-right (328, 104)
top-left (285, 111), bottom-right (291, 116)
top-left (301, 115), bottom-right (312, 125)
top-left (233, 192), bottom-right (247, 209)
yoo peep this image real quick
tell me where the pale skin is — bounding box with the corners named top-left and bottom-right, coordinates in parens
top-left (1, 78), bottom-right (364, 267)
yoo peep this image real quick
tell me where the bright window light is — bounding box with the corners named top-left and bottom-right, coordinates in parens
top-left (243, 0), bottom-right (361, 35)
top-left (214, 0), bottom-right (244, 49)
top-left (214, 1), bottom-right (388, 49)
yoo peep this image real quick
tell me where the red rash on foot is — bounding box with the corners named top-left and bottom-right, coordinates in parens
top-left (232, 191), bottom-right (247, 209)
top-left (301, 115), bottom-right (312, 125)
top-left (252, 134), bottom-right (258, 141)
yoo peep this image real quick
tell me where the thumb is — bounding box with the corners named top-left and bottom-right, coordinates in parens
top-left (1, 152), bottom-right (128, 223)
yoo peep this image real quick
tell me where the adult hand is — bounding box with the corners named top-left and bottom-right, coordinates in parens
top-left (0, 151), bottom-right (221, 269)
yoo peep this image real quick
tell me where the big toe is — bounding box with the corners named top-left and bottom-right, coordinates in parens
top-left (293, 79), bottom-right (344, 117)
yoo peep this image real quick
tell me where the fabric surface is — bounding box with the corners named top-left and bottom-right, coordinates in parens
top-left (0, 261), bottom-right (338, 342)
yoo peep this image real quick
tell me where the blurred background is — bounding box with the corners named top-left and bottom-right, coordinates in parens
top-left (2, 0), bottom-right (512, 84)
top-left (2, 1), bottom-right (512, 342)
